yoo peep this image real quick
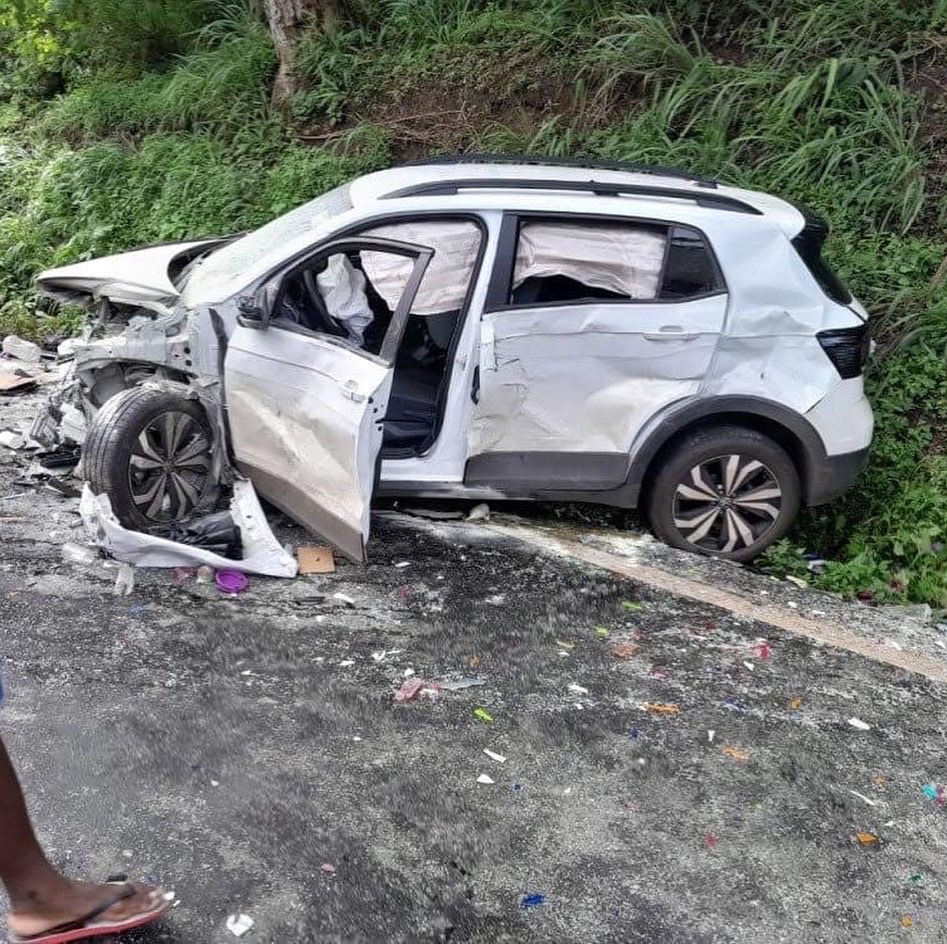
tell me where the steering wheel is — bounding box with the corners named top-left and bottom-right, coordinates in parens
top-left (301, 268), bottom-right (342, 335)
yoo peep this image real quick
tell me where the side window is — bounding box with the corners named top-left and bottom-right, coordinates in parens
top-left (272, 247), bottom-right (410, 356)
top-left (658, 226), bottom-right (724, 300)
top-left (509, 220), bottom-right (668, 306)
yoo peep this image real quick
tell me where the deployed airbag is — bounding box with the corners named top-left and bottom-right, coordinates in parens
top-left (513, 222), bottom-right (666, 299)
top-left (361, 221), bottom-right (481, 315)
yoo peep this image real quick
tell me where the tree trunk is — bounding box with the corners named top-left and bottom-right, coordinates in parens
top-left (263, 0), bottom-right (342, 109)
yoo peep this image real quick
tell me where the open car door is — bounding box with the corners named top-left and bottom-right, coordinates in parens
top-left (223, 237), bottom-right (433, 562)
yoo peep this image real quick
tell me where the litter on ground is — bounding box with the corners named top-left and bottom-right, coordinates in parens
top-left (473, 707), bottom-right (494, 723)
top-left (226, 914), bottom-right (254, 937)
top-left (483, 748), bottom-right (506, 763)
top-left (848, 717), bottom-right (872, 731)
top-left (297, 545), bottom-right (336, 574)
top-left (476, 773), bottom-right (495, 784)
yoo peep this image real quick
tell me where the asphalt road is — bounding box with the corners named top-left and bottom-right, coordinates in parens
top-left (2, 384), bottom-right (947, 943)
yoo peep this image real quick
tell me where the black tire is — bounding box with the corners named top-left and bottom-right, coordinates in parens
top-left (83, 386), bottom-right (218, 530)
top-left (643, 424), bottom-right (801, 563)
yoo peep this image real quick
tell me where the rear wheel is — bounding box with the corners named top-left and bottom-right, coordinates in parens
top-left (644, 425), bottom-right (800, 562)
top-left (83, 386), bottom-right (218, 530)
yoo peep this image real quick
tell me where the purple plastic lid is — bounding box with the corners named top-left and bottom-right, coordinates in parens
top-left (216, 569), bottom-right (249, 594)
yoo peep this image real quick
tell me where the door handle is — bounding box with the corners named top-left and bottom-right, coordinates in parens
top-left (340, 379), bottom-right (366, 403)
top-left (643, 325), bottom-right (698, 341)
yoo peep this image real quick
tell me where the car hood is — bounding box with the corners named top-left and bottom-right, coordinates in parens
top-left (36, 238), bottom-right (227, 311)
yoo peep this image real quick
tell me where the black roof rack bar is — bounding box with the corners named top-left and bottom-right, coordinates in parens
top-left (381, 178), bottom-right (761, 215)
top-left (400, 152), bottom-right (719, 189)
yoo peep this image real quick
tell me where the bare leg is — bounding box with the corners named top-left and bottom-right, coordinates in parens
top-left (0, 734), bottom-right (163, 939)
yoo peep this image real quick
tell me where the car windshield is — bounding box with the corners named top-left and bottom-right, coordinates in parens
top-left (181, 183), bottom-right (354, 306)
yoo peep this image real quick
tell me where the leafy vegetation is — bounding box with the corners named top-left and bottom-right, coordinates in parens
top-left (3, 0), bottom-right (947, 603)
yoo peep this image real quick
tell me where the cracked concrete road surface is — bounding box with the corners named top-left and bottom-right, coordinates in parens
top-left (2, 386), bottom-right (947, 943)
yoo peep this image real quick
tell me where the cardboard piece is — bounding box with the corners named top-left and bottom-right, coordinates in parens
top-left (0, 374), bottom-right (38, 394)
top-left (297, 545), bottom-right (336, 574)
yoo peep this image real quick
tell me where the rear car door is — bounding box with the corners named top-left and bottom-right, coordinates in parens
top-left (224, 237), bottom-right (432, 561)
top-left (467, 215), bottom-right (728, 491)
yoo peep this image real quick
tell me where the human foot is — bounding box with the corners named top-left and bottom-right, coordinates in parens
top-left (7, 879), bottom-right (167, 942)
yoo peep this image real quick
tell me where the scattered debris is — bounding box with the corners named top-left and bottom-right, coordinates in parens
top-left (856, 831), bottom-right (880, 846)
top-left (338, 660), bottom-right (355, 668)
top-left (641, 703), bottom-right (680, 715)
top-left (0, 374), bottom-right (38, 395)
top-left (466, 503), bottom-right (490, 521)
top-left (596, 626), bottom-right (610, 638)
top-left (721, 697), bottom-right (747, 712)
top-left (226, 914), bottom-right (254, 937)
top-left (0, 430), bottom-right (26, 450)
top-left (403, 667), bottom-right (415, 678)
top-left (332, 592), bottom-right (356, 607)
top-left (60, 542), bottom-right (98, 565)
top-left (394, 561), bottom-right (411, 568)
top-left (196, 565), bottom-right (214, 584)
top-left (476, 773), bottom-right (495, 784)
top-left (848, 717), bottom-right (872, 731)
top-left (722, 745), bottom-right (749, 762)
top-left (483, 748), bottom-right (506, 763)
top-left (621, 601), bottom-right (643, 612)
top-left (789, 697), bottom-right (803, 710)
top-left (849, 790), bottom-right (879, 807)
top-left (610, 641), bottom-right (639, 660)
top-left (484, 594), bottom-right (506, 606)
top-left (371, 649), bottom-right (404, 663)
top-left (901, 916), bottom-right (914, 929)
top-left (473, 707), bottom-right (494, 723)
top-left (112, 563), bottom-right (135, 597)
top-left (921, 783), bottom-right (945, 805)
top-left (297, 545), bottom-right (335, 574)
top-left (2, 335), bottom-right (42, 363)
top-left (567, 683), bottom-right (589, 696)
top-left (216, 570), bottom-right (248, 595)
top-left (321, 863), bottom-right (336, 875)
top-left (520, 894), bottom-right (545, 910)
top-left (438, 677), bottom-right (485, 691)
top-left (785, 575), bottom-right (807, 589)
top-left (707, 729), bottom-right (715, 743)
top-left (703, 833), bottom-right (719, 848)
top-left (403, 507), bottom-right (464, 520)
top-left (394, 678), bottom-right (441, 702)
top-left (753, 640), bottom-right (772, 660)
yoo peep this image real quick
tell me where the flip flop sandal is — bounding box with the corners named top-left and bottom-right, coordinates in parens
top-left (9, 883), bottom-right (169, 944)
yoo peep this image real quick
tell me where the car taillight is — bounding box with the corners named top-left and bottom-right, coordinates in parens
top-left (817, 325), bottom-right (870, 379)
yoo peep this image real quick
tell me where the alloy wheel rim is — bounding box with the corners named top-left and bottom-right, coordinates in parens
top-left (672, 453), bottom-right (782, 554)
top-left (128, 410), bottom-right (212, 522)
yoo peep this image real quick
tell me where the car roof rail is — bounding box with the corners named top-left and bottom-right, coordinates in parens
top-left (400, 152), bottom-right (719, 189)
top-left (382, 177), bottom-right (761, 215)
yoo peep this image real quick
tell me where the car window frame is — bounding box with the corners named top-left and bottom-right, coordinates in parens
top-left (484, 211), bottom-right (728, 313)
top-left (264, 237), bottom-right (433, 367)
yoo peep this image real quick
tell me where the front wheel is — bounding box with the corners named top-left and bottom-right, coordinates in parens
top-left (644, 425), bottom-right (801, 562)
top-left (83, 386), bottom-right (219, 530)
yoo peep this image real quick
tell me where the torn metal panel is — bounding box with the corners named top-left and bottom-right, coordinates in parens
top-left (80, 480), bottom-right (298, 577)
top-left (36, 238), bottom-right (225, 309)
top-left (471, 295), bottom-right (725, 454)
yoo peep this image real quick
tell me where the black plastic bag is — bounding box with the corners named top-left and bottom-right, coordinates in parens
top-left (158, 511), bottom-right (243, 560)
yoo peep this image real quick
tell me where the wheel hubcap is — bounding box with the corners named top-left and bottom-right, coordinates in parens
top-left (672, 453), bottom-right (782, 554)
top-left (128, 411), bottom-right (211, 522)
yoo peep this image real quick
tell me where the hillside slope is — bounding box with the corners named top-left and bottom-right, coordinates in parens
top-left (3, 0), bottom-right (947, 604)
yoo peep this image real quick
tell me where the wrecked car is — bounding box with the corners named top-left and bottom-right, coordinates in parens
top-left (33, 154), bottom-right (873, 562)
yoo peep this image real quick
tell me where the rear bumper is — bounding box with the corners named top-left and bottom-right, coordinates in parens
top-left (806, 446), bottom-right (870, 506)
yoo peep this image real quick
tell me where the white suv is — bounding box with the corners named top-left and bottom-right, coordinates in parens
top-left (35, 155), bottom-right (873, 562)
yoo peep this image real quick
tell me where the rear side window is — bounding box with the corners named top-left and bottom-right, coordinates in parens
top-left (659, 226), bottom-right (725, 300)
top-left (505, 218), bottom-right (724, 307)
top-left (509, 220), bottom-right (668, 306)
top-left (792, 218), bottom-right (852, 305)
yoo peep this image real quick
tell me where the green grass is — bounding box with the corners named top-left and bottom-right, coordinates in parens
top-left (3, 0), bottom-right (947, 604)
